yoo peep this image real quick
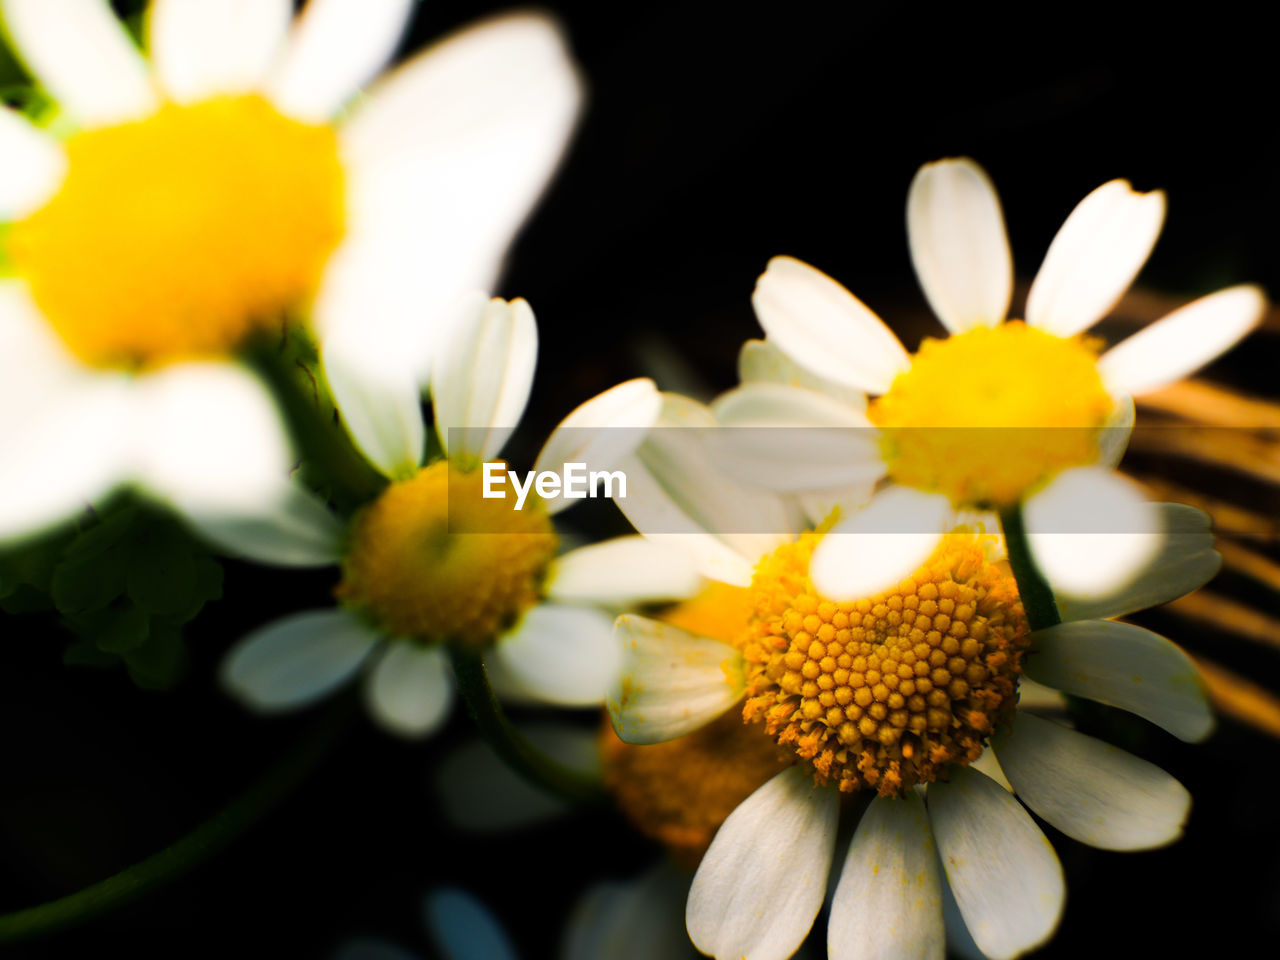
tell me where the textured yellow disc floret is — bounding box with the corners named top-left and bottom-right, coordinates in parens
top-left (870, 322), bottom-right (1114, 505)
top-left (338, 462), bottom-right (558, 646)
top-left (601, 585), bottom-right (788, 864)
top-left (738, 530), bottom-right (1029, 797)
top-left (7, 95), bottom-right (345, 368)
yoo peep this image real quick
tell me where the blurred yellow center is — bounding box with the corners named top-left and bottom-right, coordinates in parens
top-left (602, 585), bottom-right (788, 865)
top-left (738, 530), bottom-right (1029, 796)
top-left (338, 462), bottom-right (558, 646)
top-left (869, 322), bottom-right (1113, 505)
top-left (7, 95), bottom-right (345, 369)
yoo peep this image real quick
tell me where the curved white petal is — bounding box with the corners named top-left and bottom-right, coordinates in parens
top-left (1097, 285), bottom-right (1266, 396)
top-left (1098, 393), bottom-right (1134, 469)
top-left (322, 333), bottom-right (424, 479)
top-left (547, 536), bottom-right (702, 607)
top-left (0, 0), bottom-right (158, 126)
top-left (994, 712), bottom-right (1190, 850)
top-left (738, 338), bottom-right (867, 409)
top-left (907, 158), bottom-right (1012, 334)
top-left (1025, 179), bottom-right (1165, 337)
top-left (0, 372), bottom-right (131, 543)
top-left (128, 363), bottom-right (295, 519)
top-left (708, 383), bottom-right (884, 493)
top-left (266, 0), bottom-right (412, 123)
top-left (1025, 467), bottom-right (1162, 598)
top-left (222, 608), bottom-right (381, 710)
top-left (330, 13), bottom-right (582, 380)
top-left (751, 256), bottom-right (910, 394)
top-left (0, 108), bottom-right (66, 219)
top-left (363, 642), bottom-right (454, 737)
top-left (431, 296), bottom-right (537, 461)
top-left (182, 480), bottom-right (343, 568)
top-left (148, 0), bottom-right (291, 103)
top-left (928, 766), bottom-right (1065, 960)
top-left (534, 378), bottom-right (662, 515)
top-left (607, 615), bottom-right (742, 744)
top-left (436, 723), bottom-right (598, 832)
top-left (687, 765), bottom-right (838, 960)
top-left (828, 793), bottom-right (944, 960)
top-left (490, 604), bottom-right (619, 707)
top-left (1025, 619), bottom-right (1213, 742)
top-left (809, 487), bottom-right (952, 600)
top-left (1056, 502), bottom-right (1218, 622)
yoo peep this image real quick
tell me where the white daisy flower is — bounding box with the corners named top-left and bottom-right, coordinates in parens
top-left (0, 0), bottom-right (582, 541)
top-left (721, 157), bottom-right (1265, 600)
top-left (219, 296), bottom-right (700, 737)
top-left (607, 408), bottom-right (1218, 959)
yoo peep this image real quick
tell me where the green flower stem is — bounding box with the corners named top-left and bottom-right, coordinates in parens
top-left (999, 504), bottom-right (1062, 632)
top-left (245, 328), bottom-right (387, 514)
top-left (0, 704), bottom-right (349, 944)
top-left (449, 646), bottom-right (607, 806)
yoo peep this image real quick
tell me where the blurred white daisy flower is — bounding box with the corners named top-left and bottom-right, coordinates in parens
top-left (219, 296), bottom-right (699, 736)
top-left (720, 157), bottom-right (1265, 600)
top-left (0, 0), bottom-right (581, 541)
top-left (607, 405), bottom-right (1218, 959)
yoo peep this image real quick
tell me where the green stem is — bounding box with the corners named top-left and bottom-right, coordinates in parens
top-left (999, 504), bottom-right (1062, 632)
top-left (0, 704), bottom-right (348, 943)
top-left (449, 647), bottom-right (607, 806)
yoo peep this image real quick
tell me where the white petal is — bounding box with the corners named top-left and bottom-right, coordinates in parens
top-left (128, 363), bottom-right (295, 519)
top-left (687, 766), bottom-right (838, 960)
top-left (1098, 394), bottom-right (1135, 469)
top-left (363, 642), bottom-right (454, 737)
top-left (607, 615), bottom-right (742, 744)
top-left (0, 0), bottom-right (158, 126)
top-left (266, 0), bottom-right (412, 123)
top-left (490, 604), bottom-right (620, 707)
top-left (322, 333), bottom-right (425, 478)
top-left (534, 378), bottom-right (662, 515)
top-left (148, 0), bottom-right (291, 103)
top-left (0, 108), bottom-right (66, 218)
top-left (222, 609), bottom-right (381, 710)
top-left (1024, 467), bottom-right (1162, 598)
top-left (1025, 180), bottom-right (1165, 337)
top-left (0, 371), bottom-right (131, 542)
top-left (435, 723), bottom-right (598, 832)
top-left (928, 767), bottom-right (1064, 960)
top-left (708, 383), bottom-right (884, 493)
top-left (994, 712), bottom-right (1190, 850)
top-left (1097, 285), bottom-right (1266, 397)
top-left (1025, 619), bottom-right (1213, 742)
top-left (907, 158), bottom-right (1012, 333)
top-left (1056, 502), bottom-right (1219, 622)
top-left (738, 338), bottom-right (868, 408)
top-left (809, 487), bottom-right (952, 600)
top-left (828, 793), bottom-right (944, 960)
top-left (431, 296), bottom-right (537, 461)
top-left (751, 256), bottom-right (910, 393)
top-left (181, 480), bottom-right (343, 568)
top-left (546, 536), bottom-right (702, 607)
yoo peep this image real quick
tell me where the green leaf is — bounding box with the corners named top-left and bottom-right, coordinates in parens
top-left (123, 621), bottom-right (189, 691)
top-left (67, 600), bottom-right (151, 655)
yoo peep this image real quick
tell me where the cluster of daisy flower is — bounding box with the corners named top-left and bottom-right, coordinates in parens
top-left (0, 2), bottom-right (1269, 958)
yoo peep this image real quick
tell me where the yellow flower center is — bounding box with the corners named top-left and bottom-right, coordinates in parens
top-left (7, 95), bottom-right (345, 369)
top-left (337, 462), bottom-right (558, 646)
top-left (601, 584), bottom-right (788, 865)
top-left (738, 530), bottom-right (1029, 797)
top-left (869, 322), bottom-right (1113, 505)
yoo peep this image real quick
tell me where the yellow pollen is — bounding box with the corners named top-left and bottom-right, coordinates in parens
top-left (869, 322), bottom-right (1113, 505)
top-left (600, 585), bottom-right (788, 865)
top-left (337, 462), bottom-right (557, 646)
top-left (737, 529), bottom-right (1029, 797)
top-left (7, 95), bottom-right (345, 368)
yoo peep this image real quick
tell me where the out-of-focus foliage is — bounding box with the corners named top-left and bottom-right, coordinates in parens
top-left (0, 504), bottom-right (223, 689)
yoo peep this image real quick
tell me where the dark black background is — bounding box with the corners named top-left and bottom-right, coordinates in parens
top-left (2, 2), bottom-right (1278, 957)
